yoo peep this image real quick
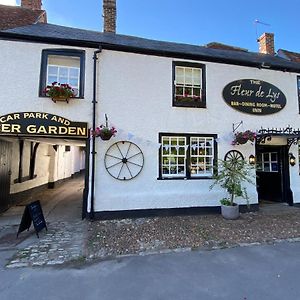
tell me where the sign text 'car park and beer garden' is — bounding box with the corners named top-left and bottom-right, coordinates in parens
top-left (223, 79), bottom-right (287, 115)
top-left (0, 112), bottom-right (88, 138)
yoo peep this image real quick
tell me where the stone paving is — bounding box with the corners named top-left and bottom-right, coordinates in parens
top-left (5, 220), bottom-right (87, 268)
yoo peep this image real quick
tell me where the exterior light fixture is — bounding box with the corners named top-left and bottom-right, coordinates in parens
top-left (289, 153), bottom-right (296, 166)
top-left (249, 154), bottom-right (256, 165)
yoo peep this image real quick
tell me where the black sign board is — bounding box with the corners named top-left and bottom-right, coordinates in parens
top-left (0, 112), bottom-right (88, 138)
top-left (17, 200), bottom-right (47, 238)
top-left (223, 79), bottom-right (286, 115)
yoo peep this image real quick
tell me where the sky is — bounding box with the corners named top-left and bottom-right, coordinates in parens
top-left (2, 0), bottom-right (300, 53)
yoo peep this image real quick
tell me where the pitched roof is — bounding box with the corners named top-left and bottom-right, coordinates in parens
top-left (1, 23), bottom-right (300, 73)
top-left (277, 49), bottom-right (300, 63)
top-left (0, 4), bottom-right (46, 30)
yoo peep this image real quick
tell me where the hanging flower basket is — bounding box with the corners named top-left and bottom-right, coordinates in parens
top-left (91, 114), bottom-right (117, 141)
top-left (232, 130), bottom-right (256, 145)
top-left (99, 130), bottom-right (114, 141)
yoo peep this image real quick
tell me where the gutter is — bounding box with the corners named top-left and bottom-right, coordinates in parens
top-left (90, 46), bottom-right (102, 219)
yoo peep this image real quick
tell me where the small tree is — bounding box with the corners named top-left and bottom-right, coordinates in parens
top-left (210, 159), bottom-right (255, 206)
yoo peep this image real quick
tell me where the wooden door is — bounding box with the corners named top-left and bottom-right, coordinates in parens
top-left (0, 140), bottom-right (12, 213)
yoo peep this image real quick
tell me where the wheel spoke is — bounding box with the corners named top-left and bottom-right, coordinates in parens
top-left (125, 163), bottom-right (133, 178)
top-left (107, 161), bottom-right (123, 169)
top-left (127, 161), bottom-right (143, 167)
top-left (116, 144), bottom-right (124, 158)
top-left (124, 143), bottom-right (132, 158)
top-left (127, 151), bottom-right (141, 160)
top-left (117, 163), bottom-right (124, 179)
top-left (106, 154), bottom-right (123, 160)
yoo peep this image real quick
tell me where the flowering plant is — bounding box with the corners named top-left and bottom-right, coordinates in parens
top-left (92, 125), bottom-right (117, 139)
top-left (91, 114), bottom-right (117, 140)
top-left (43, 82), bottom-right (77, 99)
top-left (232, 130), bottom-right (256, 145)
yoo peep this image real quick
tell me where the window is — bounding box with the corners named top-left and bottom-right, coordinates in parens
top-left (173, 62), bottom-right (206, 108)
top-left (257, 152), bottom-right (278, 172)
top-left (159, 133), bottom-right (217, 179)
top-left (39, 49), bottom-right (85, 98)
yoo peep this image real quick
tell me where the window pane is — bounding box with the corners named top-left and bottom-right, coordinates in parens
top-left (271, 153), bottom-right (277, 161)
top-left (176, 67), bottom-right (184, 84)
top-left (48, 55), bottom-right (80, 68)
top-left (193, 68), bottom-right (201, 85)
top-left (69, 68), bottom-right (79, 77)
top-left (185, 68), bottom-right (193, 85)
top-left (59, 67), bottom-right (68, 77)
top-left (264, 163), bottom-right (270, 172)
top-left (271, 163), bottom-right (278, 172)
top-left (48, 66), bottom-right (58, 76)
top-left (69, 78), bottom-right (79, 88)
top-left (47, 75), bottom-right (57, 85)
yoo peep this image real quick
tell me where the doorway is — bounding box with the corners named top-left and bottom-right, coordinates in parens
top-left (0, 140), bottom-right (12, 213)
top-left (256, 145), bottom-right (293, 205)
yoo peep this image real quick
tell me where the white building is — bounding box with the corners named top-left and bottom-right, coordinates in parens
top-left (1, 1), bottom-right (300, 218)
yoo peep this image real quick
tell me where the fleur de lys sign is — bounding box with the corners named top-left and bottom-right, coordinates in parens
top-left (0, 112), bottom-right (88, 138)
top-left (223, 79), bottom-right (286, 115)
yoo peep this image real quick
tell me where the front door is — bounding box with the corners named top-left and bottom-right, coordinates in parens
top-left (0, 140), bottom-right (12, 213)
top-left (256, 145), bottom-right (292, 204)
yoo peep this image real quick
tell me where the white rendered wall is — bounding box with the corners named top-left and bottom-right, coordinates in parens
top-left (0, 40), bottom-right (91, 195)
top-left (93, 50), bottom-right (300, 212)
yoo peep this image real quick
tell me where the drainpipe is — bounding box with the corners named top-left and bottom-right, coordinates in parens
top-left (90, 46), bottom-right (102, 219)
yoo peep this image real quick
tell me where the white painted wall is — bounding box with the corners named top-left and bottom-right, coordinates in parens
top-left (1, 39), bottom-right (300, 212)
top-left (93, 50), bottom-right (300, 211)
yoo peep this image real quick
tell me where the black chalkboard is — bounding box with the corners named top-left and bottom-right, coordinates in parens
top-left (17, 200), bottom-right (47, 238)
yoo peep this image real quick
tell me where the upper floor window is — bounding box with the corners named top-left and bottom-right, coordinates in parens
top-left (173, 62), bottom-right (206, 108)
top-left (159, 133), bottom-right (217, 179)
top-left (39, 49), bottom-right (85, 98)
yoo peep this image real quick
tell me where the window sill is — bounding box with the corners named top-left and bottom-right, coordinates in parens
top-left (157, 176), bottom-right (213, 180)
top-left (173, 101), bottom-right (206, 108)
top-left (39, 95), bottom-right (85, 100)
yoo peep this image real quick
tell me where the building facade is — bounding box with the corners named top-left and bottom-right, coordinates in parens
top-left (1, 13), bottom-right (300, 218)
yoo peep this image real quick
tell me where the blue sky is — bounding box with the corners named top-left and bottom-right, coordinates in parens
top-left (9, 0), bottom-right (300, 52)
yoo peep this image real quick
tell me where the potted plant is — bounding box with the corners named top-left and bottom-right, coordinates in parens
top-left (43, 82), bottom-right (77, 103)
top-left (210, 159), bottom-right (255, 220)
top-left (232, 130), bottom-right (256, 145)
top-left (91, 114), bottom-right (117, 141)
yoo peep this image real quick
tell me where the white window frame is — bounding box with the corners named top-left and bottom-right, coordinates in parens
top-left (160, 134), bottom-right (216, 179)
top-left (47, 64), bottom-right (80, 90)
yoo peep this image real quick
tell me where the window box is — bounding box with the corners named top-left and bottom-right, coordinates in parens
top-left (158, 133), bottom-right (217, 180)
top-left (173, 62), bottom-right (206, 108)
top-left (39, 49), bottom-right (85, 99)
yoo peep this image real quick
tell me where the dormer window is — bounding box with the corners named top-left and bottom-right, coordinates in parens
top-left (39, 49), bottom-right (85, 98)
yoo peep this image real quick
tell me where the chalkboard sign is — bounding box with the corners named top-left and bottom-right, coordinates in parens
top-left (17, 200), bottom-right (47, 238)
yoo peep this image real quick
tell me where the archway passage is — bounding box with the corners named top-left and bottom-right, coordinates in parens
top-left (0, 112), bottom-right (89, 220)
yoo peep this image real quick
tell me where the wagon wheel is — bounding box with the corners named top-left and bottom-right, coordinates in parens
top-left (104, 141), bottom-right (144, 180)
top-left (224, 150), bottom-right (244, 170)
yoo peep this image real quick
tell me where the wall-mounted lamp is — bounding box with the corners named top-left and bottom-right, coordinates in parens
top-left (289, 153), bottom-right (296, 167)
top-left (249, 154), bottom-right (256, 165)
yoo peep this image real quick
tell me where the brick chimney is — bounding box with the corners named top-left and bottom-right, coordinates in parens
top-left (258, 32), bottom-right (275, 55)
top-left (103, 0), bottom-right (116, 33)
top-left (21, 0), bottom-right (42, 10)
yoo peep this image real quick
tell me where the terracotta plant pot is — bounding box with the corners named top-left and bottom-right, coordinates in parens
top-left (221, 203), bottom-right (240, 220)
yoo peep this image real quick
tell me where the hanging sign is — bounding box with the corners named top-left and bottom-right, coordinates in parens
top-left (223, 79), bottom-right (286, 115)
top-left (0, 112), bottom-right (88, 138)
